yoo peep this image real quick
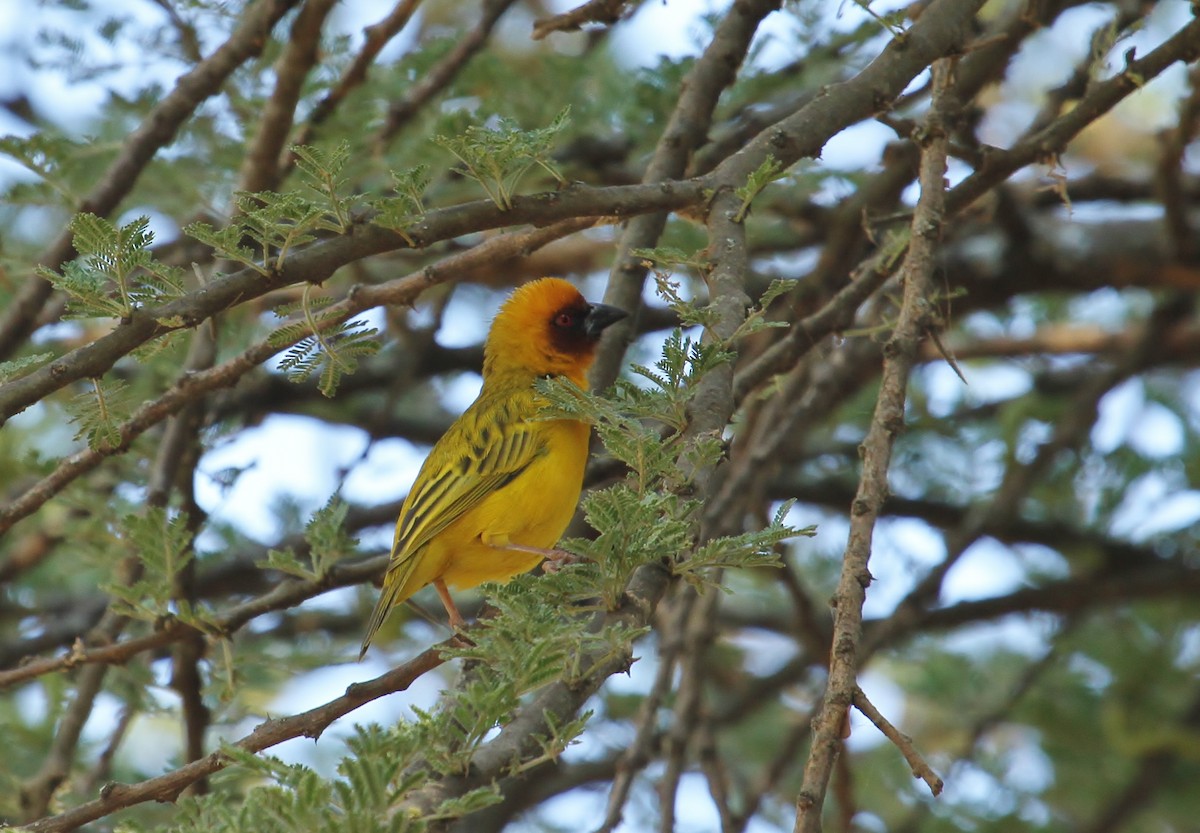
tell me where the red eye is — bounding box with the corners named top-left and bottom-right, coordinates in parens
top-left (554, 312), bottom-right (574, 328)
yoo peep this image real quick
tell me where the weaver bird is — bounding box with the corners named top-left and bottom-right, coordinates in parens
top-left (359, 278), bottom-right (627, 657)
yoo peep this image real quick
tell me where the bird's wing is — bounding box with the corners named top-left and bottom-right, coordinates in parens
top-left (390, 393), bottom-right (546, 563)
top-left (360, 392), bottom-right (547, 657)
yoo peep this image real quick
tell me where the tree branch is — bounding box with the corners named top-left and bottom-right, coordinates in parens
top-left (851, 686), bottom-right (943, 797)
top-left (0, 0), bottom-right (302, 361)
top-left (238, 0), bottom-right (338, 194)
top-left (371, 0), bottom-right (519, 153)
top-left (794, 54), bottom-right (954, 833)
top-left (16, 644), bottom-right (452, 833)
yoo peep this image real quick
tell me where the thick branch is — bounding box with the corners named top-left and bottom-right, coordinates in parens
top-left (0, 182), bottom-right (703, 427)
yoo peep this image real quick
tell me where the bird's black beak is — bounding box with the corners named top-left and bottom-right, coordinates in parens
top-left (584, 303), bottom-right (628, 338)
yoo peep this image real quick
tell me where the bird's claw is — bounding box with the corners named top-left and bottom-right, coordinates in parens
top-left (542, 549), bottom-right (592, 574)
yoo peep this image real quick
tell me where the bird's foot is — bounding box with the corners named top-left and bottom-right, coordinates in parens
top-left (492, 542), bottom-right (593, 573)
top-left (542, 548), bottom-right (593, 574)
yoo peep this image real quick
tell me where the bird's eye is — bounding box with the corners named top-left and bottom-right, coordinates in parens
top-left (553, 311), bottom-right (575, 329)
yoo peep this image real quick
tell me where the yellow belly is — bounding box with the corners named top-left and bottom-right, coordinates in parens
top-left (399, 418), bottom-right (588, 597)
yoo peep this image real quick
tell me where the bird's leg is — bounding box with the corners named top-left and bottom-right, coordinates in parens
top-left (433, 578), bottom-right (468, 631)
top-left (495, 543), bottom-right (588, 573)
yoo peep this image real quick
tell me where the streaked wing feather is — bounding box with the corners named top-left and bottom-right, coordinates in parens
top-left (390, 396), bottom-right (544, 564)
top-left (361, 394), bottom-right (544, 657)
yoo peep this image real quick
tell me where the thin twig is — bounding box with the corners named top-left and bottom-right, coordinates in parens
top-left (77, 702), bottom-right (137, 796)
top-left (19, 664), bottom-right (111, 819)
top-left (283, 0), bottom-right (423, 174)
top-left (656, 591), bottom-right (712, 833)
top-left (595, 599), bottom-right (688, 833)
top-left (18, 554), bottom-right (144, 818)
top-left (531, 0), bottom-right (636, 40)
top-left (372, 0), bottom-right (519, 153)
top-left (1157, 62), bottom-right (1200, 261)
top-left (729, 712), bottom-right (816, 833)
top-left (852, 686), bottom-right (943, 796)
top-left (238, 0), bottom-right (338, 194)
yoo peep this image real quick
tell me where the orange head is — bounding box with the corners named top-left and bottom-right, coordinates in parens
top-left (482, 278), bottom-right (627, 387)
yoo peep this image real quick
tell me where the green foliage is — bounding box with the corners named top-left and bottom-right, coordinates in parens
top-left (156, 736), bottom-right (424, 833)
top-left (103, 507), bottom-right (202, 625)
top-left (538, 288), bottom-right (809, 603)
top-left (398, 570), bottom-right (634, 778)
top-left (627, 327), bottom-right (734, 429)
top-left (733, 154), bottom-right (788, 222)
top-left (181, 214), bottom-right (263, 274)
top-left (675, 500), bottom-right (814, 589)
top-left (266, 496), bottom-right (357, 581)
top-left (0, 131), bottom-right (87, 202)
top-left (269, 285), bottom-right (380, 397)
top-left (183, 143), bottom-right (358, 274)
top-left (434, 108), bottom-right (570, 210)
top-left (149, 711), bottom-right (506, 832)
top-left (373, 165), bottom-right (432, 243)
top-left (66, 377), bottom-right (134, 450)
top-left (291, 142), bottom-right (354, 233)
top-left (0, 351), bottom-right (53, 383)
top-left (570, 484), bottom-right (696, 607)
top-left (36, 214), bottom-right (186, 319)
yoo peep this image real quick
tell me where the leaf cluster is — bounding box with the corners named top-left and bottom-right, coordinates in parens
top-left (103, 507), bottom-right (213, 629)
top-left (434, 108), bottom-right (570, 210)
top-left (373, 165), bottom-right (432, 243)
top-left (266, 496), bottom-right (358, 581)
top-left (66, 377), bottom-right (134, 451)
top-left (184, 142), bottom-right (357, 275)
top-left (268, 286), bottom-right (381, 398)
top-left (144, 736), bottom-right (499, 833)
top-left (36, 213), bottom-right (186, 320)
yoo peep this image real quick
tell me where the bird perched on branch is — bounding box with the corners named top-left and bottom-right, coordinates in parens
top-left (360, 278), bottom-right (627, 658)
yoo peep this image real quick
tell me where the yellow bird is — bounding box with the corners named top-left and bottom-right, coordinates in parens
top-left (359, 278), bottom-right (627, 657)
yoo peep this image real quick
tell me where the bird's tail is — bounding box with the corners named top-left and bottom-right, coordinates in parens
top-left (359, 553), bottom-right (419, 659)
top-left (359, 584), bottom-right (397, 660)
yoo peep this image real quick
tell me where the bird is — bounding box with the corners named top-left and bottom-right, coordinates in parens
top-left (359, 278), bottom-right (628, 658)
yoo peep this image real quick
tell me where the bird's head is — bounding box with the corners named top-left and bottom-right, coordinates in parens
top-left (483, 278), bottom-right (628, 387)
